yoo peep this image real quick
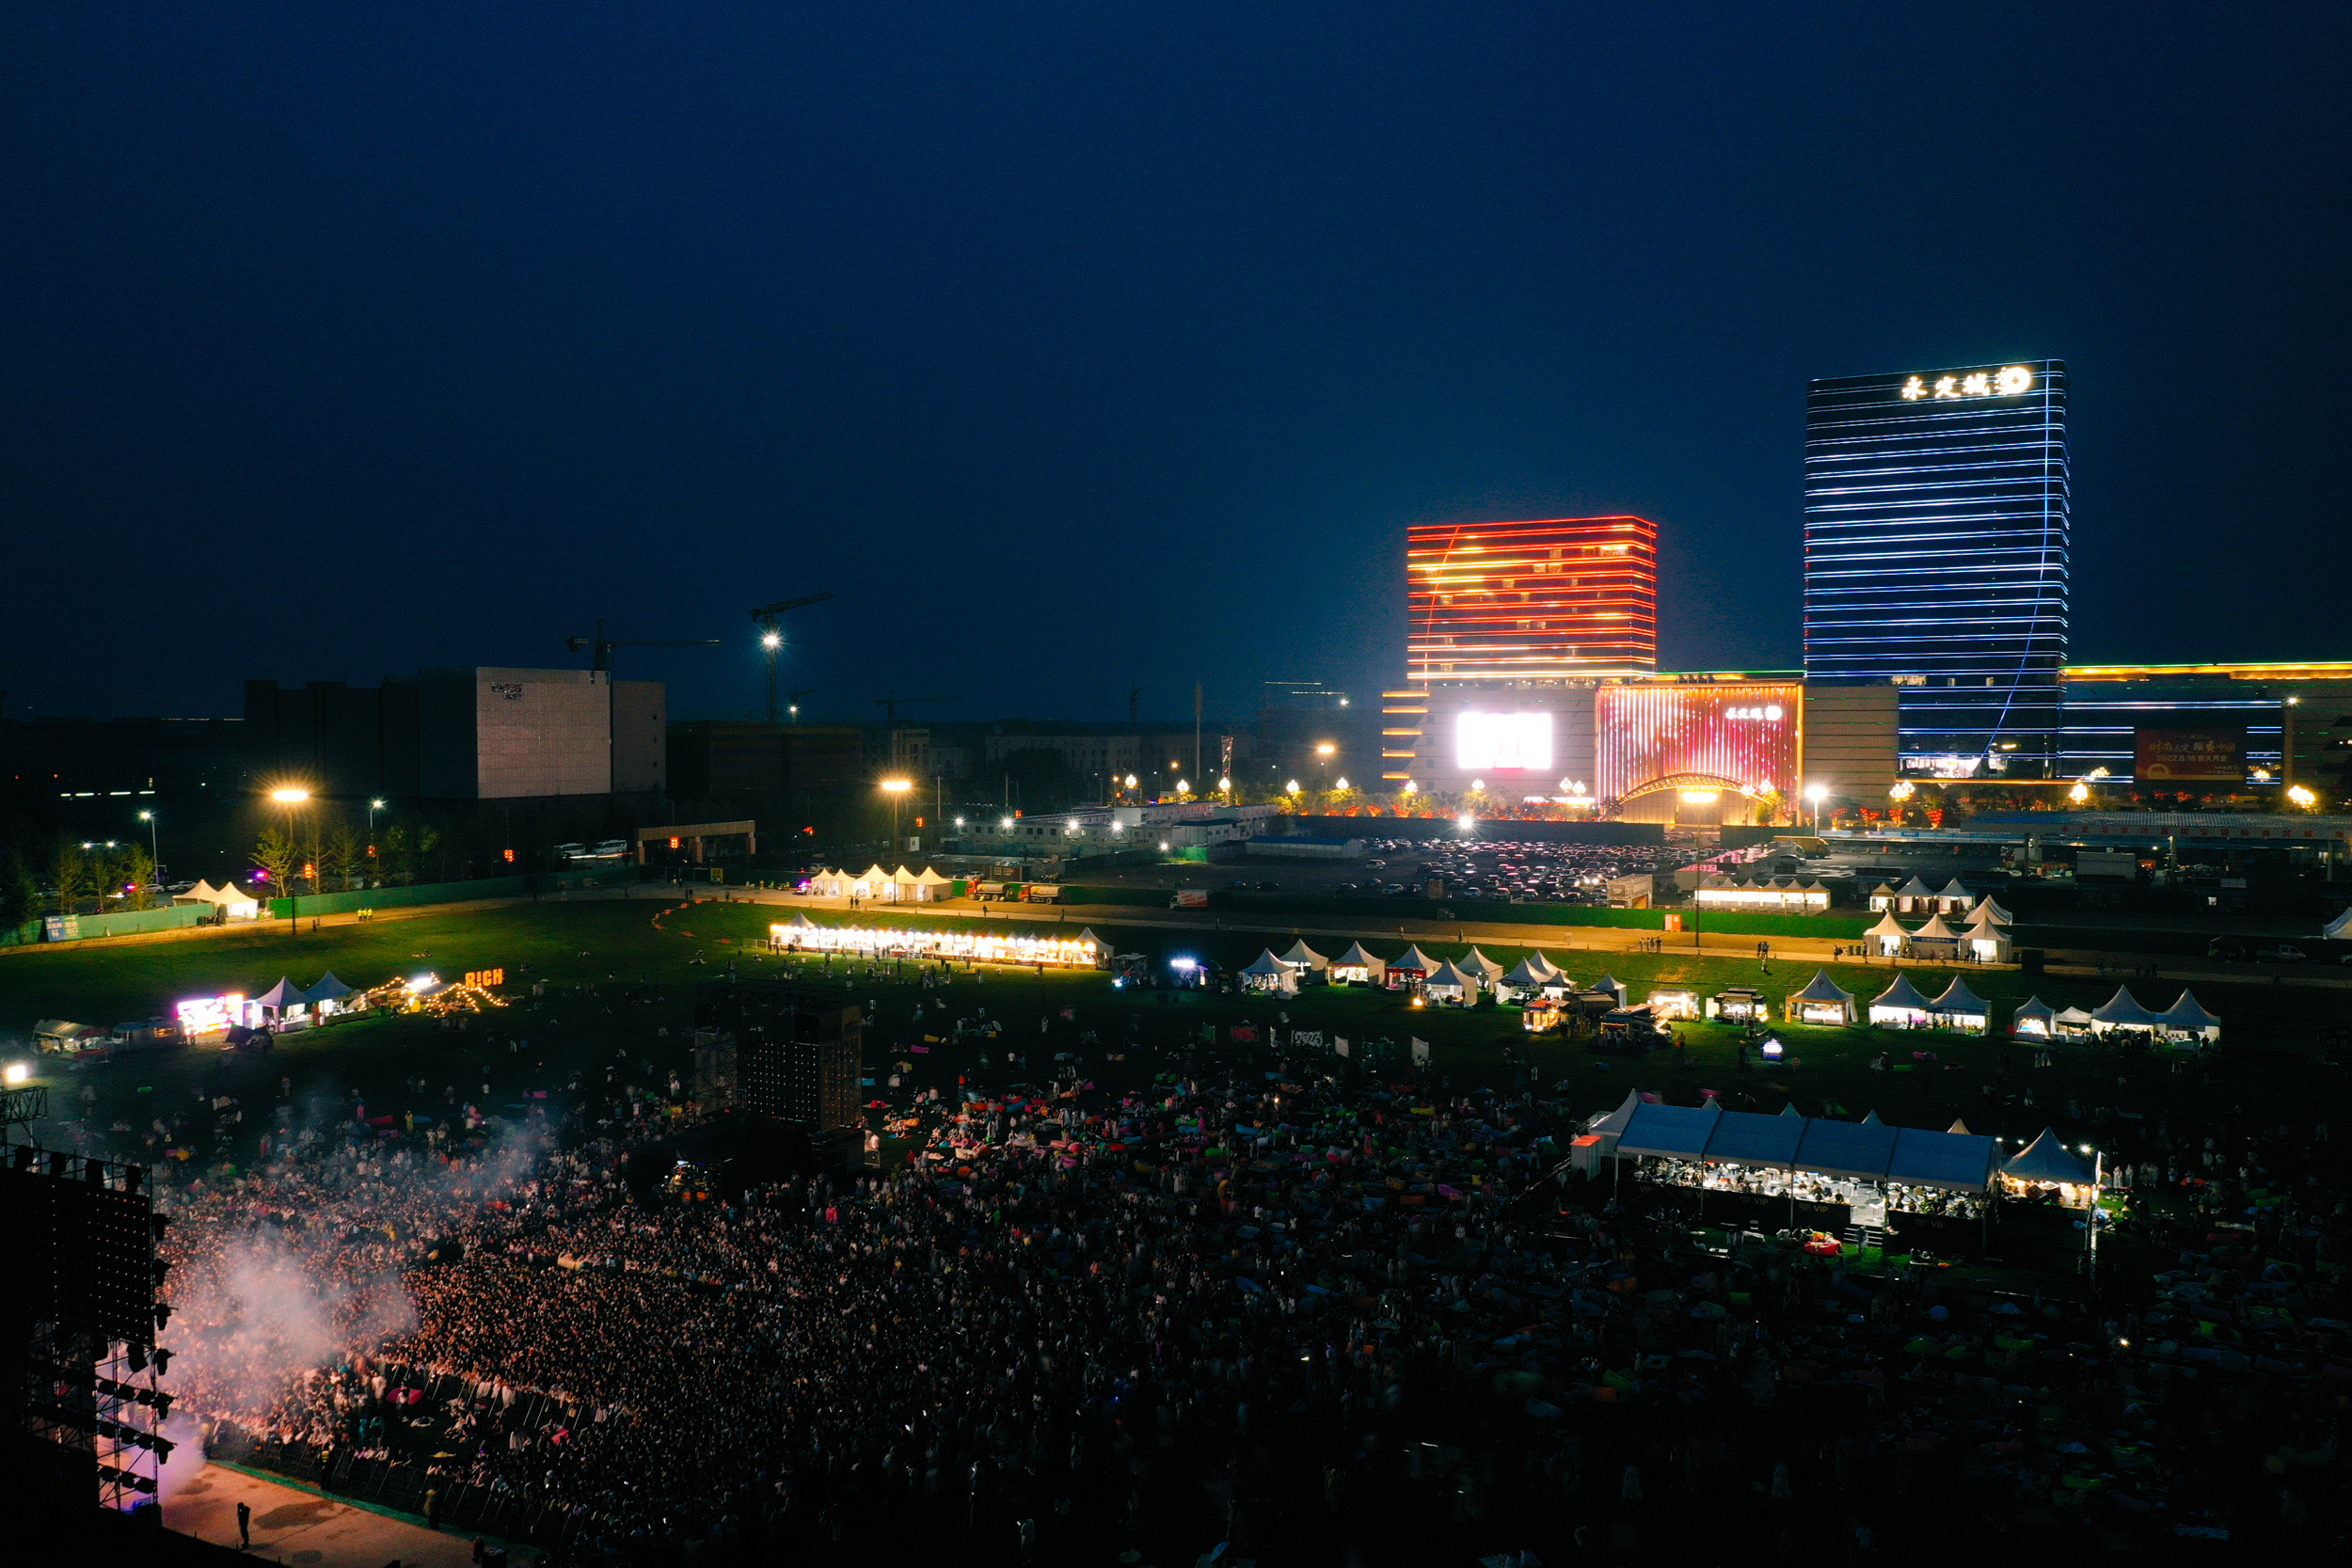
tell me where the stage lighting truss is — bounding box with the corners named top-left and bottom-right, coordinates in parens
top-left (24, 1327), bottom-right (176, 1512)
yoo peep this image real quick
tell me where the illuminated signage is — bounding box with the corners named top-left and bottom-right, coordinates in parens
top-left (1899, 366), bottom-right (2034, 402)
top-left (175, 993), bottom-right (246, 1035)
top-left (1724, 705), bottom-right (1784, 721)
top-left (1454, 711), bottom-right (1553, 772)
top-left (463, 968), bottom-right (505, 989)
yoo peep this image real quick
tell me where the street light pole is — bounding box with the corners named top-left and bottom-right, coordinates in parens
top-left (137, 810), bottom-right (159, 871)
top-left (882, 778), bottom-right (912, 852)
top-left (271, 787), bottom-right (311, 934)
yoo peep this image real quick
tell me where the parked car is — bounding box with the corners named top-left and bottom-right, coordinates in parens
top-left (553, 842), bottom-right (588, 859)
top-left (591, 839), bottom-right (629, 857)
top-left (2257, 943), bottom-right (2307, 962)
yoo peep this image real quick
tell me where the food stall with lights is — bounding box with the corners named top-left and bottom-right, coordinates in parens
top-left (1786, 970), bottom-right (1856, 1025)
top-left (1330, 942), bottom-right (1387, 986)
top-left (769, 920), bottom-right (1104, 969)
top-left (1645, 987), bottom-right (1700, 1021)
top-left (1383, 944), bottom-right (1438, 991)
top-left (1703, 987), bottom-right (1769, 1023)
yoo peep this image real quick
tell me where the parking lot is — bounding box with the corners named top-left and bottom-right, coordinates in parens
top-left (1057, 833), bottom-right (1706, 905)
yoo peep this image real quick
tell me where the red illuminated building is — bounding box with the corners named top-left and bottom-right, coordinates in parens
top-left (1406, 516), bottom-right (1659, 683)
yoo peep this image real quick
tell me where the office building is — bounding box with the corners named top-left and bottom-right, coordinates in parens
top-left (1804, 361), bottom-right (2069, 779)
top-left (1406, 515), bottom-right (1658, 683)
top-left (245, 669), bottom-right (664, 801)
top-left (2059, 661), bottom-right (2352, 790)
top-left (1384, 515), bottom-right (1659, 791)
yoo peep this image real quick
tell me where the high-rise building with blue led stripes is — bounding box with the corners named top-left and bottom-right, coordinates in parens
top-left (1804, 360), bottom-right (2069, 779)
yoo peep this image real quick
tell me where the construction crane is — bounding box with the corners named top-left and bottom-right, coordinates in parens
top-left (874, 692), bottom-right (946, 723)
top-left (564, 619), bottom-right (722, 673)
top-left (787, 687), bottom-right (816, 722)
top-left (751, 592), bottom-right (837, 724)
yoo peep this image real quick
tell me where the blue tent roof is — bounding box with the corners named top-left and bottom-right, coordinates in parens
top-left (1614, 1101), bottom-right (1723, 1158)
top-left (1886, 1126), bottom-right (1999, 1191)
top-left (1791, 1118), bottom-right (1898, 1180)
top-left (1702, 1109), bottom-right (1806, 1166)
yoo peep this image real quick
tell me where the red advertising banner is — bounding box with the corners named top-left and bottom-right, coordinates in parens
top-left (2135, 727), bottom-right (2246, 783)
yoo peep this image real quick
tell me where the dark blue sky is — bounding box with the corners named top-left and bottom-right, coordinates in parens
top-left (6, 4), bottom-right (2345, 725)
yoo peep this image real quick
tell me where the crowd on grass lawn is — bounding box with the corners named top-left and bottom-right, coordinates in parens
top-left (112, 965), bottom-right (2349, 1566)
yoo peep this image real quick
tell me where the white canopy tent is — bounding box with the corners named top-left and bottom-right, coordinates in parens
top-left (1932, 878), bottom-right (1973, 912)
top-left (1787, 970), bottom-right (1856, 1024)
top-left (1892, 876), bottom-right (1936, 912)
top-left (2053, 1005), bottom-right (2095, 1039)
top-left (1279, 940), bottom-right (1330, 972)
top-left (1422, 959), bottom-right (1477, 1004)
top-left (2004, 1127), bottom-right (2098, 1189)
top-left (2326, 907), bottom-right (2352, 941)
top-left (1866, 881), bottom-right (1899, 912)
top-left (1331, 942), bottom-right (1387, 984)
top-left (1864, 911), bottom-right (1911, 958)
top-left (2090, 985), bottom-right (2164, 1035)
top-left (1457, 946), bottom-right (1507, 984)
top-left (1929, 976), bottom-right (1991, 1035)
top-left (173, 879), bottom-right (262, 919)
top-left (1387, 945), bottom-right (1438, 988)
top-left (1239, 950), bottom-right (1300, 994)
top-left (2009, 996), bottom-right (2058, 1038)
top-left (2155, 989), bottom-right (2221, 1043)
top-left (1867, 974), bottom-right (1936, 1028)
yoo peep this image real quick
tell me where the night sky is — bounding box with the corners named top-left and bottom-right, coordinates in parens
top-left (6, 5), bottom-right (2345, 726)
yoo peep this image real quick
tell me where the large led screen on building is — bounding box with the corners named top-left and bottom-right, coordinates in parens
top-left (1454, 711), bottom-right (1553, 772)
top-left (1596, 683), bottom-right (1801, 803)
top-left (2135, 727), bottom-right (2246, 782)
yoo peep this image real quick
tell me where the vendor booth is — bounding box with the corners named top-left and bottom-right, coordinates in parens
top-left (1420, 959), bottom-right (1477, 1006)
top-left (1590, 974), bottom-right (1629, 1008)
top-left (2053, 1005), bottom-right (2095, 1040)
top-left (1456, 947), bottom-right (1508, 988)
top-left (1787, 970), bottom-right (1856, 1025)
top-left (1520, 996), bottom-right (1565, 1033)
top-left (2009, 996), bottom-right (2058, 1038)
top-left (1704, 987), bottom-right (1769, 1023)
top-left (1891, 876), bottom-right (1936, 912)
top-left (1279, 940), bottom-right (1330, 974)
top-left (1646, 986), bottom-right (1701, 1021)
top-left (2090, 986), bottom-right (2163, 1037)
top-left (2001, 1127), bottom-right (2101, 1208)
top-left (1239, 950), bottom-right (1300, 994)
top-left (1904, 911), bottom-right (1961, 958)
top-left (1499, 952), bottom-right (1565, 1002)
top-left (769, 919), bottom-right (1099, 968)
top-left (1867, 974), bottom-right (1937, 1029)
top-left (1932, 878), bottom-right (1973, 913)
top-left (1962, 909), bottom-right (2012, 964)
top-left (1864, 911), bottom-right (1911, 958)
top-left (1616, 1101), bottom-right (1996, 1223)
top-left (1928, 976), bottom-right (1991, 1035)
top-left (1597, 1003), bottom-right (1664, 1048)
top-left (1385, 944), bottom-right (1438, 990)
top-left (1866, 881), bottom-right (1899, 912)
top-left (1330, 942), bottom-right (1386, 986)
top-left (2155, 989), bottom-right (2221, 1045)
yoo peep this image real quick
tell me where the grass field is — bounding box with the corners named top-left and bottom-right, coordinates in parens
top-left (4, 892), bottom-right (2348, 1176)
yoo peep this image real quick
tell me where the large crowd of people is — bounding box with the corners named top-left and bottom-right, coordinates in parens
top-left (131, 968), bottom-right (2350, 1566)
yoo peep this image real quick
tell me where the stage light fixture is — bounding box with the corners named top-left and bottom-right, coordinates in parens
top-left (152, 1349), bottom-right (173, 1375)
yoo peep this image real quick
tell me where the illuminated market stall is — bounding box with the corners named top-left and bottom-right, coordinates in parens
top-left (1864, 911), bottom-right (1911, 958)
top-left (1239, 949), bottom-right (1301, 994)
top-left (1867, 974), bottom-right (1936, 1028)
top-left (1786, 970), bottom-right (1856, 1024)
top-left (1420, 959), bottom-right (1477, 1006)
top-left (767, 920), bottom-right (1102, 967)
top-left (1330, 942), bottom-right (1387, 985)
top-left (2000, 1127), bottom-right (2102, 1209)
top-left (2155, 990), bottom-right (2221, 1045)
top-left (2009, 995), bottom-right (2058, 1038)
top-left (1384, 944), bottom-right (1438, 990)
top-left (1928, 976), bottom-right (1991, 1035)
top-left (1615, 1100), bottom-right (1999, 1223)
top-left (2090, 985), bottom-right (2164, 1037)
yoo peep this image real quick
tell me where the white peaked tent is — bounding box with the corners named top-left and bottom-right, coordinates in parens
top-left (1388, 945), bottom-right (1438, 986)
top-left (1457, 947), bottom-right (1507, 984)
top-left (1860, 1109), bottom-right (1884, 1125)
top-left (1422, 959), bottom-right (1476, 1002)
top-left (1867, 881), bottom-right (1899, 911)
top-left (1908, 911), bottom-right (1961, 948)
top-left (305, 972), bottom-right (353, 1006)
top-left (175, 878), bottom-right (262, 918)
top-left (1929, 976), bottom-right (1991, 1034)
top-left (1331, 942), bottom-right (1387, 983)
top-left (1279, 940), bottom-right (1330, 972)
top-left (787, 911), bottom-right (821, 930)
top-left (1946, 1117), bottom-right (1972, 1134)
top-left (1240, 950), bottom-right (1300, 993)
top-left (252, 977), bottom-right (302, 1016)
top-left (1591, 973), bottom-right (1628, 1005)
top-left (1788, 970), bottom-right (1857, 1024)
top-left (2004, 1127), bottom-right (2097, 1187)
top-left (1967, 896), bottom-right (2013, 927)
top-left (1934, 878), bottom-right (1973, 911)
top-left (2053, 1005), bottom-right (2095, 1039)
top-left (1501, 954), bottom-right (1556, 993)
top-left (2090, 985), bottom-right (2163, 1034)
top-left (2326, 907), bottom-right (2352, 941)
top-left (1893, 876), bottom-right (1937, 911)
top-left (915, 866), bottom-right (955, 900)
top-left (1867, 974), bottom-right (1936, 1027)
top-left (2156, 989), bottom-right (2221, 1042)
top-left (1865, 911), bottom-right (1911, 957)
top-left (1587, 1089), bottom-right (1645, 1134)
top-left (2009, 996), bottom-right (2058, 1037)
top-left (1780, 1101), bottom-right (1803, 1117)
